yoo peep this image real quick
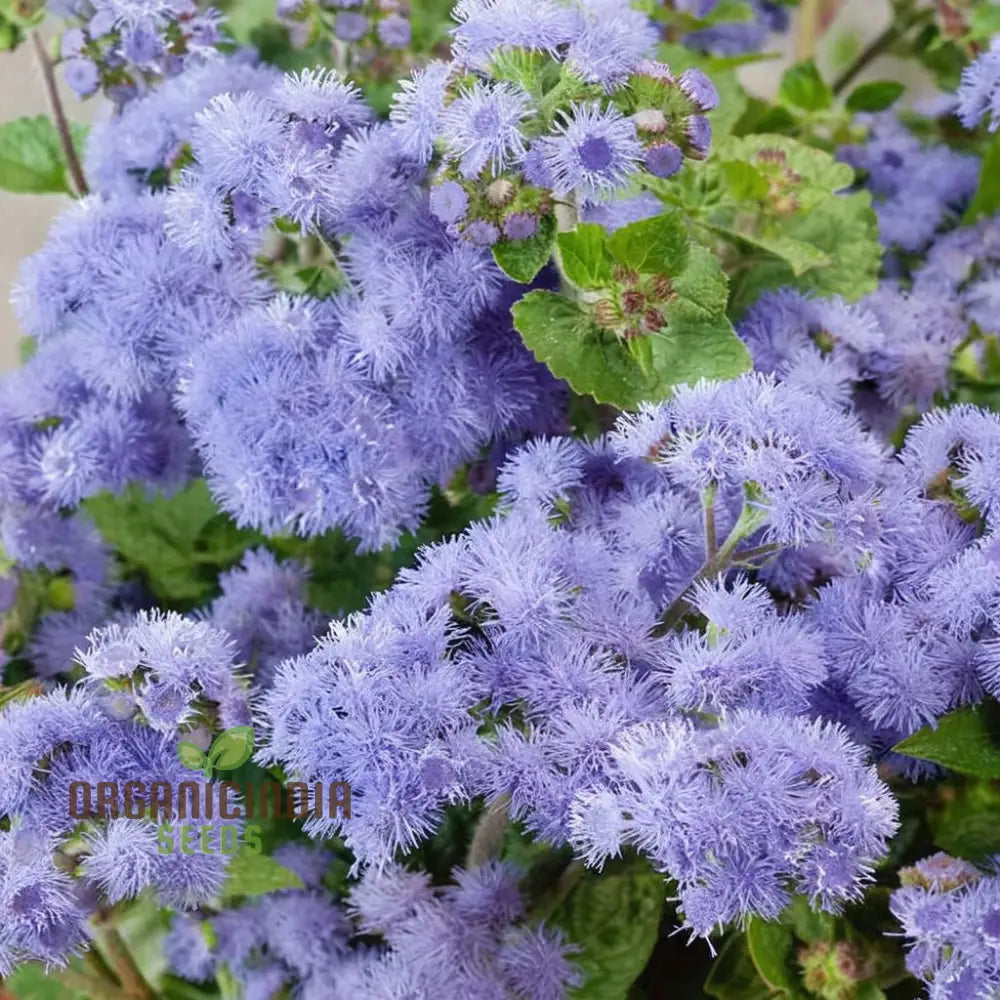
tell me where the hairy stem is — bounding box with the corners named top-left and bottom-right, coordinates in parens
top-left (31, 30), bottom-right (88, 197)
top-left (467, 794), bottom-right (511, 868)
top-left (528, 859), bottom-right (586, 924)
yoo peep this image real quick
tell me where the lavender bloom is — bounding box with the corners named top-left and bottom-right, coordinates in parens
top-left (75, 610), bottom-right (249, 733)
top-left (439, 81), bottom-right (533, 179)
top-left (957, 40), bottom-right (1000, 131)
top-left (570, 712), bottom-right (898, 936)
top-left (892, 855), bottom-right (1000, 997)
top-left (543, 103), bottom-right (643, 201)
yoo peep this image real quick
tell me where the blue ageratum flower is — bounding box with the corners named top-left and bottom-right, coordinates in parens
top-left (439, 80), bottom-right (534, 178)
top-left (958, 41), bottom-right (1000, 131)
top-left (541, 102), bottom-right (643, 201)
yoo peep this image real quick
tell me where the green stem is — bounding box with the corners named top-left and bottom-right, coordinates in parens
top-left (466, 795), bottom-right (510, 869)
top-left (528, 859), bottom-right (586, 924)
top-left (794, 0), bottom-right (822, 61)
top-left (831, 6), bottom-right (935, 94)
top-left (92, 922), bottom-right (155, 1000)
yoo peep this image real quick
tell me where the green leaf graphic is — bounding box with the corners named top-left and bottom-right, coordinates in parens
top-left (177, 741), bottom-right (208, 772)
top-left (208, 726), bottom-right (255, 772)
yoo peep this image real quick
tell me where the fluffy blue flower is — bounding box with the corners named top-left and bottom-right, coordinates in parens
top-left (542, 102), bottom-right (643, 201)
top-left (439, 81), bottom-right (533, 178)
top-left (957, 41), bottom-right (1000, 131)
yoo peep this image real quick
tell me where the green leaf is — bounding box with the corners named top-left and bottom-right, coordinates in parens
top-left (83, 479), bottom-right (260, 607)
top-left (930, 780), bottom-right (1000, 860)
top-left (778, 59), bottom-right (832, 112)
top-left (719, 160), bottom-right (769, 201)
top-left (0, 115), bottom-right (82, 194)
top-left (605, 212), bottom-right (689, 276)
top-left (2, 961), bottom-right (89, 999)
top-left (782, 894), bottom-right (836, 944)
top-left (893, 700), bottom-right (1000, 778)
top-left (969, 4), bottom-right (1000, 42)
top-left (208, 726), bottom-right (255, 771)
top-left (964, 131), bottom-right (1000, 224)
top-left (845, 80), bottom-right (905, 113)
top-left (219, 847), bottom-right (304, 900)
top-left (745, 919), bottom-right (805, 995)
top-left (557, 223), bottom-right (615, 289)
top-left (512, 288), bottom-right (749, 411)
top-left (177, 741), bottom-right (208, 771)
top-left (704, 935), bottom-right (772, 1000)
top-left (551, 858), bottom-right (664, 1000)
top-left (492, 213), bottom-right (556, 283)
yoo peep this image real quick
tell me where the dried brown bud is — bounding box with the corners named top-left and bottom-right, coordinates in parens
top-left (622, 290), bottom-right (646, 314)
top-left (643, 308), bottom-right (665, 332)
top-left (650, 275), bottom-right (675, 300)
top-left (485, 178), bottom-right (515, 206)
top-left (593, 300), bottom-right (618, 328)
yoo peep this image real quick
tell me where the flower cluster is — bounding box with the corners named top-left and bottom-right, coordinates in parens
top-left (75, 610), bottom-right (251, 733)
top-left (0, 689), bottom-right (240, 973)
top-left (891, 853), bottom-right (1000, 998)
top-left (391, 1), bottom-right (718, 244)
top-left (259, 373), bottom-right (899, 930)
top-left (165, 853), bottom-right (580, 1000)
top-left (53, 0), bottom-right (225, 100)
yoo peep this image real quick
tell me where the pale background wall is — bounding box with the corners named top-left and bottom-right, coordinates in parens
top-left (0, 0), bottom-right (927, 373)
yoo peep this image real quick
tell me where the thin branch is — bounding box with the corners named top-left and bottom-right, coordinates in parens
top-left (91, 923), bottom-right (155, 1000)
top-left (831, 7), bottom-right (934, 94)
top-left (31, 30), bottom-right (89, 197)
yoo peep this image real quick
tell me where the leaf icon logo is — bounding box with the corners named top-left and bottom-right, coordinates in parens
top-left (177, 726), bottom-right (254, 780)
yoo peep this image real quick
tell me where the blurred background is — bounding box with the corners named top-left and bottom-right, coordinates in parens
top-left (0, 0), bottom-right (932, 371)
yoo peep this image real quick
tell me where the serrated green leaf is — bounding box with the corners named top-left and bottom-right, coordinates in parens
top-left (83, 479), bottom-right (260, 607)
top-left (893, 700), bottom-right (1000, 778)
top-left (719, 160), bottom-right (769, 201)
top-left (964, 131), bottom-right (1000, 224)
top-left (745, 919), bottom-right (806, 995)
top-left (551, 858), bottom-right (664, 1000)
top-left (492, 213), bottom-right (555, 283)
top-left (208, 726), bottom-right (255, 771)
top-left (0, 115), bottom-right (77, 194)
top-left (558, 224), bottom-right (614, 289)
top-left (778, 59), bottom-right (832, 112)
top-left (606, 212), bottom-right (688, 275)
top-left (845, 80), bottom-right (905, 113)
top-left (219, 847), bottom-right (304, 900)
top-left (177, 741), bottom-right (208, 771)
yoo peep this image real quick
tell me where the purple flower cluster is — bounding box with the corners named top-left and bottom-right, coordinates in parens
top-left (259, 373), bottom-right (899, 930)
top-left (166, 851), bottom-right (579, 1000)
top-left (76, 609), bottom-right (251, 732)
top-left (839, 114), bottom-right (980, 253)
top-left (739, 285), bottom-right (966, 435)
top-left (0, 689), bottom-right (240, 972)
top-left (54, 0), bottom-right (225, 101)
top-left (891, 853), bottom-right (1000, 998)
top-left (3, 57), bottom-right (565, 553)
top-left (392, 1), bottom-right (718, 243)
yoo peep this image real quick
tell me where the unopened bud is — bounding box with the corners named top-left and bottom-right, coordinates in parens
top-left (486, 178), bottom-right (515, 206)
top-left (633, 108), bottom-right (668, 133)
top-left (593, 299), bottom-right (618, 328)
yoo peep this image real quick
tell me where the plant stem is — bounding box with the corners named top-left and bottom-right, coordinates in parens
top-left (31, 30), bottom-right (88, 197)
top-left (92, 923), bottom-right (155, 1000)
top-left (528, 858), bottom-right (586, 924)
top-left (831, 6), bottom-right (934, 94)
top-left (795, 0), bottom-right (822, 61)
top-left (466, 794), bottom-right (510, 868)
